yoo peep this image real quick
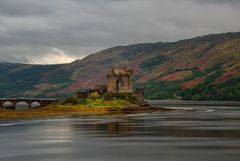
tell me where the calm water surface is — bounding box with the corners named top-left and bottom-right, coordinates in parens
top-left (0, 103), bottom-right (240, 161)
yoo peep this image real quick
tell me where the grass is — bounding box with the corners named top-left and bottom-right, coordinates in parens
top-left (0, 108), bottom-right (110, 120)
top-left (77, 99), bottom-right (132, 107)
top-left (54, 98), bottom-right (136, 108)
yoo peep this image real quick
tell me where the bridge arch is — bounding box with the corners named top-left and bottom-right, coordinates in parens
top-left (3, 101), bottom-right (14, 108)
top-left (31, 101), bottom-right (41, 108)
top-left (15, 101), bottom-right (30, 110)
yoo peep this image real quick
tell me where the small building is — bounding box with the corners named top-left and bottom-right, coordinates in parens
top-left (107, 67), bottom-right (133, 93)
top-left (75, 89), bottom-right (90, 98)
top-left (92, 85), bottom-right (107, 95)
top-left (75, 85), bottom-right (107, 98)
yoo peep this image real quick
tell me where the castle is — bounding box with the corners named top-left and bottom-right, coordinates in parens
top-left (76, 67), bottom-right (145, 103)
top-left (107, 67), bottom-right (133, 93)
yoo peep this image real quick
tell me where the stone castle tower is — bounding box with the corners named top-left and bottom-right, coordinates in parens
top-left (107, 67), bottom-right (133, 93)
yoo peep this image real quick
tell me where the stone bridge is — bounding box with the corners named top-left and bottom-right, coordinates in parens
top-left (0, 98), bottom-right (62, 109)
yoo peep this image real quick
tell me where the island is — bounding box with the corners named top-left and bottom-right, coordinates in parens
top-left (0, 67), bottom-right (167, 120)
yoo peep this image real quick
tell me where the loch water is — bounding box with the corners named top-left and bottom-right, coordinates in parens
top-left (0, 102), bottom-right (240, 161)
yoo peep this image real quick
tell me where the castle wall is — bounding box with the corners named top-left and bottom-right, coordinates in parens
top-left (107, 67), bottom-right (133, 94)
top-left (107, 72), bottom-right (118, 93)
top-left (118, 75), bottom-right (133, 93)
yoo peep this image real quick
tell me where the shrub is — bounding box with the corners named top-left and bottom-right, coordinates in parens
top-left (103, 92), bottom-right (114, 101)
top-left (114, 93), bottom-right (138, 104)
top-left (64, 97), bottom-right (78, 105)
top-left (89, 92), bottom-right (100, 100)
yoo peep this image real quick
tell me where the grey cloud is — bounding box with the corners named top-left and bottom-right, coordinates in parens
top-left (0, 0), bottom-right (54, 16)
top-left (0, 0), bottom-right (239, 64)
top-left (195, 0), bottom-right (240, 4)
top-left (0, 53), bottom-right (28, 63)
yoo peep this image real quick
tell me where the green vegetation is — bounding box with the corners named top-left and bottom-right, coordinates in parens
top-left (114, 93), bottom-right (138, 104)
top-left (89, 92), bottom-right (100, 100)
top-left (55, 98), bottom-right (134, 108)
top-left (135, 77), bottom-right (240, 101)
top-left (181, 77), bottom-right (240, 101)
top-left (103, 92), bottom-right (114, 101)
top-left (47, 70), bottom-right (74, 84)
top-left (54, 92), bottom-right (139, 108)
top-left (135, 81), bottom-right (181, 100)
top-left (0, 63), bottom-right (74, 98)
top-left (136, 65), bottom-right (239, 101)
top-left (140, 55), bottom-right (169, 71)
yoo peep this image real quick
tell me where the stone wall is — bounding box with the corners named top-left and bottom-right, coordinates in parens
top-left (107, 67), bottom-right (133, 93)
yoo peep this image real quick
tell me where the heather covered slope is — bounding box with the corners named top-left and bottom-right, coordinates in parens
top-left (0, 32), bottom-right (240, 100)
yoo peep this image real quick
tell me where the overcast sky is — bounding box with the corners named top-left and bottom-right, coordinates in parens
top-left (0, 0), bottom-right (239, 64)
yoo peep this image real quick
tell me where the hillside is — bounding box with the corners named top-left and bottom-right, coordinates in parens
top-left (0, 32), bottom-right (240, 100)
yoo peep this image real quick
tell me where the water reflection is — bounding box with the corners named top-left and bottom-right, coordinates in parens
top-left (0, 105), bottom-right (240, 161)
top-left (69, 110), bottom-right (240, 139)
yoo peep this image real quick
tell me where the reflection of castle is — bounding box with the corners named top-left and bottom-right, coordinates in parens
top-left (107, 67), bottom-right (133, 93)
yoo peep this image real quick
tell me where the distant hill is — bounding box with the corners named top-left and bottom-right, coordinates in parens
top-left (0, 32), bottom-right (240, 100)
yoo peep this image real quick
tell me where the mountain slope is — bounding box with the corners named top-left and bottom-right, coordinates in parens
top-left (0, 63), bottom-right (74, 97)
top-left (0, 32), bottom-right (240, 100)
